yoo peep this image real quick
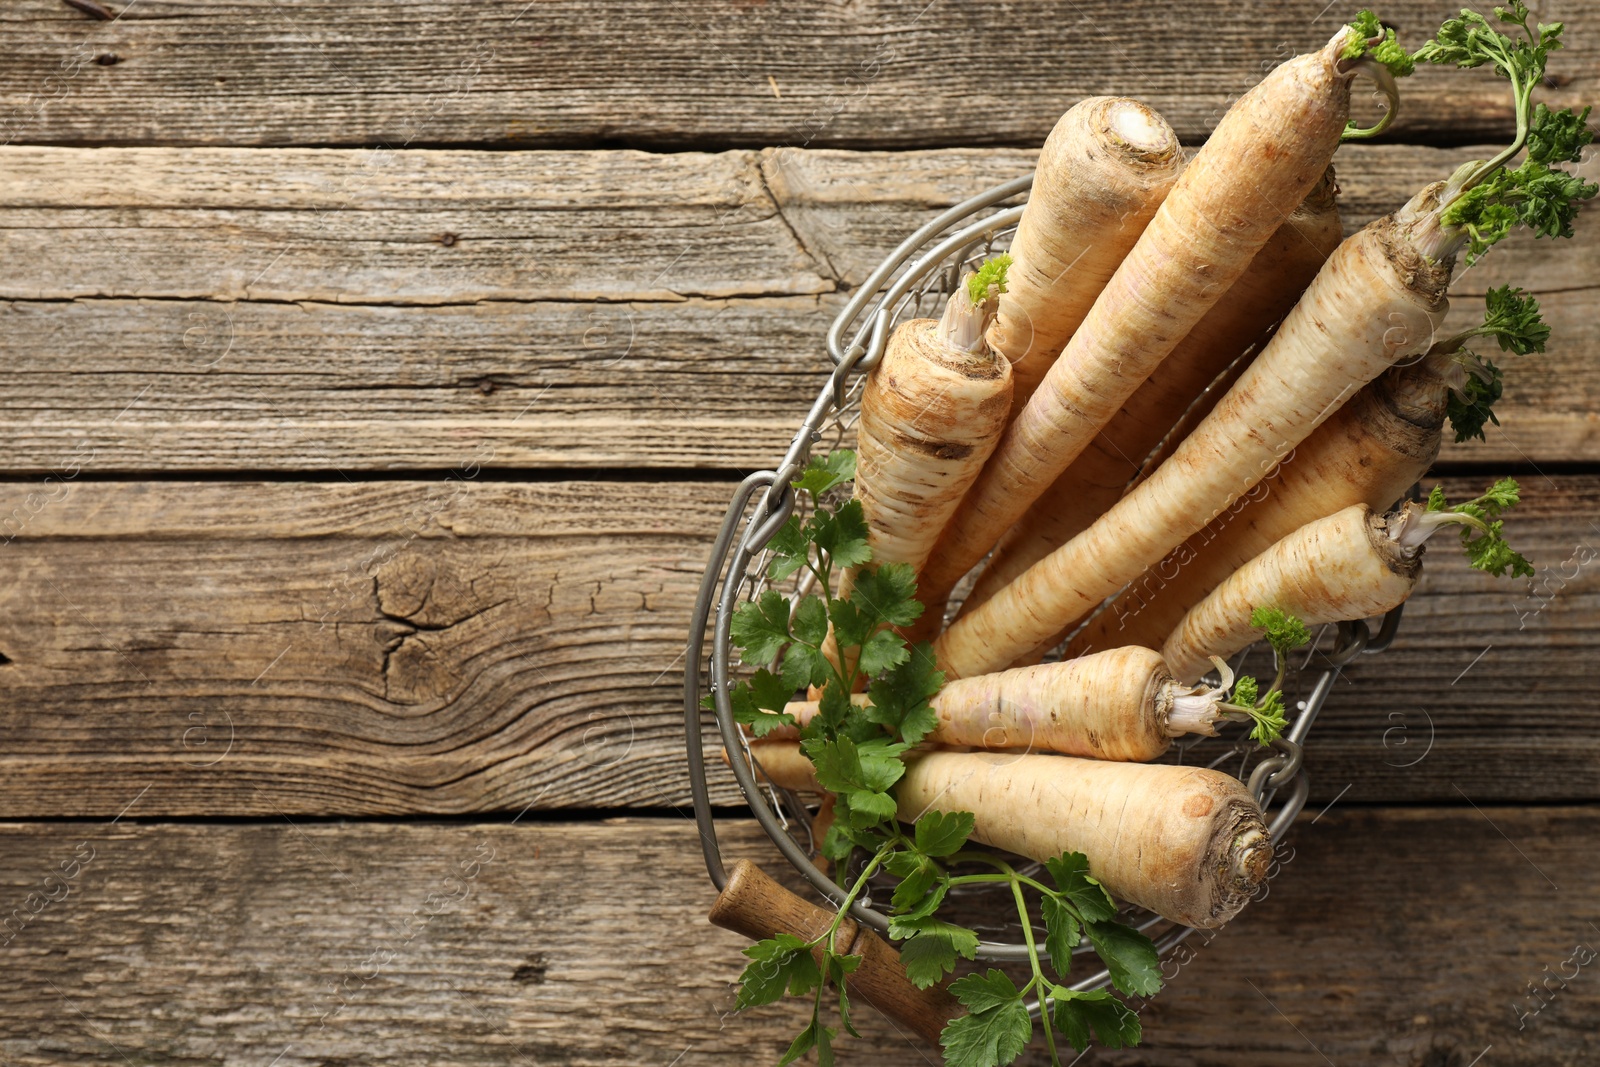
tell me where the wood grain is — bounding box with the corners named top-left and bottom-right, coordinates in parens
top-left (1, 144), bottom-right (1596, 472)
top-left (0, 475), bottom-right (1596, 817)
top-left (0, 811), bottom-right (1594, 1066)
top-left (1, 0), bottom-right (1594, 150)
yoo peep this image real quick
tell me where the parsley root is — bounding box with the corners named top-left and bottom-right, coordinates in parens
top-left (962, 169), bottom-right (1344, 617)
top-left (896, 752), bottom-right (1272, 929)
top-left (1066, 351), bottom-right (1453, 659)
top-left (1162, 481), bottom-right (1531, 682)
top-left (758, 647), bottom-right (1240, 760)
top-left (987, 97), bottom-right (1182, 410)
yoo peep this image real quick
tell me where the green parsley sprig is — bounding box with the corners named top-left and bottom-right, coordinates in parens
top-left (1388, 477), bottom-right (1534, 577)
top-left (1413, 2), bottom-right (1597, 264)
top-left (1426, 285), bottom-right (1549, 442)
top-left (723, 449), bottom-right (1163, 1066)
top-left (1212, 607), bottom-right (1310, 745)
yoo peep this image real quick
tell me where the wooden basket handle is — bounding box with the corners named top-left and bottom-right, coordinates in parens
top-left (708, 859), bottom-right (961, 1045)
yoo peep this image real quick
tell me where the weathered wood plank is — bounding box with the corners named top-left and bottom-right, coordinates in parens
top-left (0, 476), bottom-right (1596, 816)
top-left (1, 0), bottom-right (1593, 149)
top-left (0, 811), bottom-right (1594, 1065)
top-left (1, 144), bottom-right (1596, 471)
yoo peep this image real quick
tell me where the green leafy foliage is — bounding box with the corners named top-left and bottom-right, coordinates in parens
top-left (915, 809), bottom-right (976, 857)
top-left (1446, 359), bottom-right (1504, 442)
top-left (1084, 922), bottom-right (1164, 997)
top-left (791, 448), bottom-right (856, 499)
top-left (1482, 285), bottom-right (1551, 355)
top-left (896, 921), bottom-right (981, 989)
top-left (726, 451), bottom-right (1157, 1064)
top-left (1415, 5), bottom-right (1596, 264)
top-left (1343, 10), bottom-right (1415, 77)
top-left (864, 642), bottom-right (943, 744)
top-left (1249, 605), bottom-right (1312, 659)
top-left (942, 971), bottom-right (1033, 1067)
top-left (736, 934), bottom-right (822, 1009)
top-left (1442, 287), bottom-right (1543, 443)
top-left (1424, 478), bottom-right (1534, 578)
top-left (1050, 989), bottom-right (1143, 1052)
top-left (1044, 853), bottom-right (1116, 923)
top-left (966, 254), bottom-right (1013, 306)
top-left (1215, 607), bottom-right (1309, 746)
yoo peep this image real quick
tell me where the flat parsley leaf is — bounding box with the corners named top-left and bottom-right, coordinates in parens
top-left (730, 589), bottom-right (792, 667)
top-left (1084, 921), bottom-right (1163, 998)
top-left (811, 498), bottom-right (871, 570)
top-left (1040, 895), bottom-right (1081, 979)
top-left (942, 971), bottom-right (1032, 1067)
top-left (792, 449), bottom-right (856, 499)
top-left (914, 809), bottom-right (975, 858)
top-left (895, 920), bottom-right (979, 990)
top-left (848, 562), bottom-right (924, 631)
top-left (730, 668), bottom-right (798, 738)
top-left (1049, 988), bottom-right (1142, 1052)
top-left (865, 641), bottom-right (944, 744)
top-left (736, 933), bottom-right (821, 1009)
top-left (1045, 852), bottom-right (1116, 923)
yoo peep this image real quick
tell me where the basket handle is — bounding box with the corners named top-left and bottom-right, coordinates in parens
top-left (708, 859), bottom-right (961, 1045)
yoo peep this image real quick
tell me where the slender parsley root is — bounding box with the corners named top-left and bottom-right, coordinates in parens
top-left (912, 23), bottom-right (1390, 624)
top-left (854, 258), bottom-right (1015, 582)
top-left (1064, 285), bottom-right (1548, 660)
top-left (988, 97), bottom-right (1182, 409)
top-left (1162, 481), bottom-right (1531, 682)
top-left (759, 646), bottom-right (1253, 761)
top-left (962, 169), bottom-right (1344, 616)
top-left (896, 751), bottom-right (1273, 929)
top-left (817, 259), bottom-right (1013, 680)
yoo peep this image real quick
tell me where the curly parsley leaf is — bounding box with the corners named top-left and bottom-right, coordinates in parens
top-left (1049, 988), bottom-right (1143, 1052)
top-left (1482, 285), bottom-right (1550, 355)
top-left (1249, 689), bottom-right (1290, 746)
top-left (1527, 102), bottom-right (1594, 166)
top-left (1250, 605), bottom-right (1312, 660)
top-left (1464, 518), bottom-right (1536, 577)
top-left (966, 253), bottom-right (1013, 305)
top-left (1231, 674), bottom-right (1260, 711)
top-left (1418, 7), bottom-right (1596, 264)
top-left (1343, 11), bottom-right (1415, 77)
top-left (1447, 360), bottom-right (1505, 442)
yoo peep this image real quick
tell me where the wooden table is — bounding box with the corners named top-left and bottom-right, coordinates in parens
top-left (1, 2), bottom-right (1596, 1063)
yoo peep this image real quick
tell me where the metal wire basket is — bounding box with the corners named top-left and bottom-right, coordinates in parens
top-left (684, 172), bottom-right (1404, 1000)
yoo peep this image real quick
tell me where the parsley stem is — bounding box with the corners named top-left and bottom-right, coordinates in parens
top-left (1007, 866), bottom-right (1061, 1067)
top-left (818, 848), bottom-right (888, 952)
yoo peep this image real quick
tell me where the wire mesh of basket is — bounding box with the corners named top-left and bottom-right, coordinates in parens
top-left (683, 171), bottom-right (1405, 996)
